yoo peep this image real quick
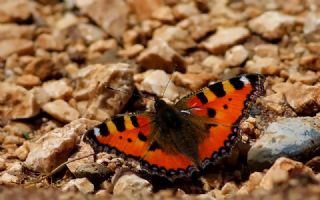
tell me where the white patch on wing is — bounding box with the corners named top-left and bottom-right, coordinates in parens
top-left (240, 76), bottom-right (250, 85)
top-left (93, 127), bottom-right (100, 136)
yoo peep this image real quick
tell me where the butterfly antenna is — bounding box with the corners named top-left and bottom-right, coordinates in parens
top-left (161, 64), bottom-right (177, 98)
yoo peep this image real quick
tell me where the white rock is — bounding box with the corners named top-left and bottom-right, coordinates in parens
top-left (62, 178), bottom-right (94, 194)
top-left (225, 45), bottom-right (249, 67)
top-left (113, 173), bottom-right (152, 197)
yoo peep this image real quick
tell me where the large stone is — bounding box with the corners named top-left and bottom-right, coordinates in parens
top-left (248, 117), bottom-right (320, 171)
top-left (202, 27), bottom-right (250, 54)
top-left (249, 11), bottom-right (299, 40)
top-left (74, 63), bottom-right (134, 121)
top-left (0, 82), bottom-right (39, 119)
top-left (76, 0), bottom-right (129, 39)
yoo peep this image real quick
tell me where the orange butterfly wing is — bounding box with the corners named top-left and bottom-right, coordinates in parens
top-left (85, 113), bottom-right (195, 179)
top-left (175, 74), bottom-right (265, 168)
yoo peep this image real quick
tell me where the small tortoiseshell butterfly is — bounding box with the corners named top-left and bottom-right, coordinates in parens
top-left (84, 74), bottom-right (265, 180)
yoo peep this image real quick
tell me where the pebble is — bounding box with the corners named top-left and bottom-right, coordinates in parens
top-left (16, 74), bottom-right (41, 88)
top-left (76, 0), bottom-right (128, 39)
top-left (172, 72), bottom-right (215, 91)
top-left (299, 54), bottom-right (320, 71)
top-left (248, 117), bottom-right (320, 171)
top-left (249, 11), bottom-right (299, 40)
top-left (24, 119), bottom-right (92, 173)
top-left (0, 82), bottom-right (39, 119)
top-left (137, 40), bottom-right (186, 73)
top-left (14, 142), bottom-right (29, 161)
top-left (202, 26), bottom-right (250, 54)
top-left (0, 39), bottom-right (34, 58)
top-left (74, 63), bottom-right (134, 121)
top-left (0, 24), bottom-right (35, 40)
top-left (127, 0), bottom-right (163, 20)
top-left (225, 45), bottom-right (249, 67)
top-left (0, 173), bottom-right (19, 185)
top-left (62, 178), bottom-right (94, 194)
top-left (42, 79), bottom-right (72, 100)
top-left (113, 173), bottom-right (152, 197)
top-left (42, 100), bottom-right (80, 123)
top-left (0, 0), bottom-right (30, 23)
top-left (173, 2), bottom-right (199, 20)
top-left (3, 135), bottom-right (24, 146)
top-left (76, 23), bottom-right (106, 44)
top-left (152, 6), bottom-right (175, 23)
top-left (201, 55), bottom-right (228, 75)
top-left (24, 57), bottom-right (55, 81)
top-left (36, 33), bottom-right (65, 51)
top-left (237, 172), bottom-right (264, 195)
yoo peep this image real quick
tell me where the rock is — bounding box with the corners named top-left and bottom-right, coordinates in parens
top-left (172, 2), bottom-right (199, 20)
top-left (254, 44), bottom-right (279, 58)
top-left (259, 157), bottom-right (314, 190)
top-left (135, 70), bottom-right (180, 101)
top-left (151, 6), bottom-right (175, 23)
top-left (202, 27), bottom-right (250, 54)
top-left (225, 45), bottom-right (249, 67)
top-left (237, 172), bottom-right (264, 195)
top-left (62, 178), bottom-right (94, 194)
top-left (178, 14), bottom-right (221, 40)
top-left (55, 12), bottom-right (78, 30)
top-left (42, 79), bottom-right (72, 100)
top-left (299, 54), bottom-right (320, 71)
top-left (201, 55), bottom-right (228, 75)
top-left (249, 11), bottom-right (299, 40)
top-left (24, 119), bottom-right (95, 173)
top-left (74, 63), bottom-right (134, 121)
top-left (273, 82), bottom-right (320, 115)
top-left (221, 182), bottom-right (238, 196)
top-left (24, 57), bottom-right (55, 81)
top-left (0, 82), bottom-right (40, 119)
top-left (248, 117), bottom-right (320, 171)
top-left (36, 33), bottom-right (65, 51)
top-left (76, 0), bottom-right (128, 39)
top-left (0, 39), bottom-right (34, 58)
top-left (113, 173), bottom-right (152, 197)
top-left (16, 74), bottom-right (41, 88)
top-left (288, 70), bottom-right (319, 85)
top-left (14, 142), bottom-right (29, 161)
top-left (245, 56), bottom-right (280, 75)
top-left (0, 24), bottom-right (35, 40)
top-left (0, 173), bottom-right (19, 185)
top-left (88, 39), bottom-right (118, 53)
top-left (137, 41), bottom-right (186, 73)
top-left (42, 100), bottom-right (80, 123)
top-left (77, 23), bottom-right (106, 44)
top-left (172, 72), bottom-right (216, 91)
top-left (73, 162), bottom-right (111, 184)
top-left (118, 44), bottom-right (144, 58)
top-left (7, 162), bottom-right (23, 175)
top-left (0, 158), bottom-right (6, 171)
top-left (152, 25), bottom-right (196, 53)
top-left (0, 0), bottom-right (30, 23)
top-left (3, 135), bottom-right (24, 145)
top-left (127, 0), bottom-right (163, 20)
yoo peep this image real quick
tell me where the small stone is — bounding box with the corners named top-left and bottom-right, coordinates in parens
top-left (3, 135), bottom-right (24, 145)
top-left (138, 41), bottom-right (186, 73)
top-left (245, 56), bottom-right (280, 75)
top-left (172, 72), bottom-right (216, 91)
top-left (237, 172), bottom-right (264, 195)
top-left (76, 0), bottom-right (128, 39)
top-left (0, 158), bottom-right (6, 171)
top-left (254, 44), bottom-right (279, 58)
top-left (0, 0), bottom-right (30, 23)
top-left (16, 74), bottom-right (41, 88)
top-left (152, 25), bottom-right (196, 53)
top-left (202, 27), bottom-right (250, 54)
top-left (0, 39), bottom-right (33, 58)
top-left (288, 70), bottom-right (319, 85)
top-left (135, 70), bottom-right (180, 101)
top-left (299, 54), bottom-right (320, 71)
top-left (36, 33), bottom-right (65, 51)
top-left (127, 0), bottom-right (163, 20)
top-left (0, 24), bottom-right (35, 40)
top-left (221, 182), bottom-right (238, 196)
top-left (259, 157), bottom-right (314, 190)
top-left (24, 57), bottom-right (55, 81)
top-left (7, 162), bottom-right (23, 175)
top-left (42, 79), bottom-right (72, 100)
top-left (14, 142), bottom-right (29, 161)
top-left (152, 6), bottom-right (175, 23)
top-left (62, 178), bottom-right (94, 194)
top-left (0, 173), bottom-right (19, 185)
top-left (118, 44), bottom-right (144, 58)
top-left (201, 55), bottom-right (228, 75)
top-left (113, 173), bottom-right (152, 197)
top-left (249, 11), bottom-right (299, 40)
top-left (307, 42), bottom-right (320, 55)
top-left (88, 39), bottom-right (118, 53)
top-left (248, 117), bottom-right (320, 171)
top-left (24, 119), bottom-right (95, 173)
top-left (172, 2), bottom-right (199, 20)
top-left (74, 63), bottom-right (134, 121)
top-left (0, 82), bottom-right (40, 119)
top-left (55, 12), bottom-right (78, 30)
top-left (77, 23), bottom-right (106, 44)
top-left (225, 45), bottom-right (249, 67)
top-left (42, 100), bottom-right (79, 123)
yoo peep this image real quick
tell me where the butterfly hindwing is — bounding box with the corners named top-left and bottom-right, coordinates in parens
top-left (175, 74), bottom-right (265, 168)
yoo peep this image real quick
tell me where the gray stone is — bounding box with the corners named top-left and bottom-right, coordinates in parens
top-left (248, 117), bottom-right (320, 171)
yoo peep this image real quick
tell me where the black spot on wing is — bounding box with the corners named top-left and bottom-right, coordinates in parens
top-left (223, 104), bottom-right (228, 109)
top-left (130, 116), bottom-right (139, 128)
top-left (138, 132), bottom-right (148, 142)
top-left (149, 142), bottom-right (160, 151)
top-left (96, 123), bottom-right (109, 136)
top-left (127, 138), bottom-right (132, 143)
top-left (196, 92), bottom-right (208, 104)
top-left (112, 117), bottom-right (126, 132)
top-left (209, 82), bottom-right (226, 97)
top-left (246, 74), bottom-right (259, 85)
top-left (207, 108), bottom-right (216, 118)
top-left (229, 77), bottom-right (244, 90)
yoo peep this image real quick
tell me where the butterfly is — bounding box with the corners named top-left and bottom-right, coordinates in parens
top-left (84, 74), bottom-right (265, 181)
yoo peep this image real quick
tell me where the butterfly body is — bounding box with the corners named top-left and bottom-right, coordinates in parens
top-left (85, 74), bottom-right (265, 180)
